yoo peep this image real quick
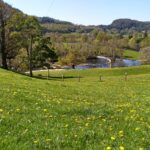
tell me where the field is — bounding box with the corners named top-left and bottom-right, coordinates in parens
top-left (0, 66), bottom-right (150, 149)
top-left (123, 50), bottom-right (141, 60)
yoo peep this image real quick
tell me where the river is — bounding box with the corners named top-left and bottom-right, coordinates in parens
top-left (63, 56), bottom-right (141, 70)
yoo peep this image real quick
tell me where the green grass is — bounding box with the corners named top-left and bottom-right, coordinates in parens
top-left (123, 50), bottom-right (141, 60)
top-left (0, 66), bottom-right (150, 149)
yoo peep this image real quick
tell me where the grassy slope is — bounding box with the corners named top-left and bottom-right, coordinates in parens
top-left (0, 66), bottom-right (150, 150)
top-left (123, 50), bottom-right (141, 60)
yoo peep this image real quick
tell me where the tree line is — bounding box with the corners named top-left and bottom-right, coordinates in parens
top-left (0, 0), bottom-right (57, 76)
top-left (48, 30), bottom-right (150, 66)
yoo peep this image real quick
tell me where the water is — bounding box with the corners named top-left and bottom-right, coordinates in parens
top-left (63, 56), bottom-right (141, 70)
top-left (112, 59), bottom-right (141, 67)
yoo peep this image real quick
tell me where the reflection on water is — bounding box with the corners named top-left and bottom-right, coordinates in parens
top-left (63, 57), bottom-right (141, 70)
top-left (113, 59), bottom-right (141, 67)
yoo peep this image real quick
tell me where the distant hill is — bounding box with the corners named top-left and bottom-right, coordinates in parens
top-left (39, 17), bottom-right (150, 34)
top-left (38, 17), bottom-right (97, 33)
top-left (37, 17), bottom-right (73, 25)
top-left (100, 19), bottom-right (150, 31)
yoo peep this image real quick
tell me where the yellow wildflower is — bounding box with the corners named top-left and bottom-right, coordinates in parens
top-left (119, 131), bottom-right (124, 137)
top-left (135, 127), bottom-right (140, 131)
top-left (120, 146), bottom-right (125, 150)
top-left (106, 146), bottom-right (111, 150)
top-left (46, 139), bottom-right (51, 142)
top-left (74, 135), bottom-right (77, 138)
top-left (33, 140), bottom-right (38, 144)
top-left (64, 124), bottom-right (68, 128)
top-left (85, 123), bottom-right (89, 127)
top-left (111, 136), bottom-right (116, 141)
top-left (43, 109), bottom-right (47, 112)
top-left (0, 109), bottom-right (3, 113)
top-left (16, 108), bottom-right (20, 112)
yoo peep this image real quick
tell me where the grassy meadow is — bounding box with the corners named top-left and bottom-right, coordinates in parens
top-left (0, 66), bottom-right (150, 149)
top-left (123, 50), bottom-right (141, 60)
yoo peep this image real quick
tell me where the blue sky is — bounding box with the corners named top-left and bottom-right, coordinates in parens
top-left (4, 0), bottom-right (150, 25)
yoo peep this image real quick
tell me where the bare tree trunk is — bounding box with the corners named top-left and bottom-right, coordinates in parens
top-left (29, 36), bottom-right (33, 77)
top-left (0, 13), bottom-right (8, 69)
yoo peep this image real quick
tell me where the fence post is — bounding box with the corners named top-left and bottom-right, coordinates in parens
top-left (47, 69), bottom-right (50, 79)
top-left (125, 72), bottom-right (128, 81)
top-left (99, 75), bottom-right (102, 82)
top-left (78, 75), bottom-right (80, 82)
top-left (62, 74), bottom-right (64, 81)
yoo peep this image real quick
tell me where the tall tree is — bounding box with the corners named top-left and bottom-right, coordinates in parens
top-left (0, 0), bottom-right (13, 69)
top-left (12, 14), bottom-right (41, 76)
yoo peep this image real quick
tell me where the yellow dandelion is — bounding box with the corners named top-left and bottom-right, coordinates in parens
top-left (120, 146), bottom-right (125, 150)
top-left (111, 136), bottom-right (116, 141)
top-left (46, 139), bottom-right (51, 142)
top-left (139, 147), bottom-right (143, 150)
top-left (13, 92), bottom-right (17, 96)
top-left (106, 146), bottom-right (111, 150)
top-left (0, 109), bottom-right (3, 113)
top-left (74, 135), bottom-right (77, 138)
top-left (109, 127), bottom-right (113, 131)
top-left (33, 140), bottom-right (38, 144)
top-left (87, 117), bottom-right (90, 120)
top-left (119, 131), bottom-right (123, 134)
top-left (43, 109), bottom-right (48, 112)
top-left (85, 123), bottom-right (89, 127)
top-left (16, 108), bottom-right (20, 112)
top-left (102, 119), bottom-right (106, 122)
top-left (64, 124), bottom-right (68, 128)
top-left (119, 131), bottom-right (124, 137)
top-left (135, 127), bottom-right (140, 131)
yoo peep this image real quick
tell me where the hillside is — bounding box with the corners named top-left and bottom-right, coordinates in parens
top-left (2, 1), bottom-right (150, 34)
top-left (100, 19), bottom-right (150, 32)
top-left (40, 17), bottom-right (150, 34)
top-left (0, 66), bottom-right (150, 149)
top-left (38, 17), bottom-right (97, 33)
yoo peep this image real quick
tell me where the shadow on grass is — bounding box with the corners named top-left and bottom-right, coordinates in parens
top-left (124, 56), bottom-right (134, 60)
top-left (3, 69), bottom-right (83, 81)
top-left (34, 75), bottom-right (83, 81)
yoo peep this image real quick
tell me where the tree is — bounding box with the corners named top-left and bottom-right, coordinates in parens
top-left (141, 47), bottom-right (150, 64)
top-left (33, 36), bottom-right (58, 69)
top-left (23, 16), bottom-right (41, 76)
top-left (0, 0), bottom-right (13, 69)
top-left (11, 48), bottom-right (28, 71)
top-left (11, 14), bottom-right (41, 76)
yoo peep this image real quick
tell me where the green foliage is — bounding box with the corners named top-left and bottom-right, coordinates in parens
top-left (141, 47), bottom-right (150, 64)
top-left (140, 36), bottom-right (150, 48)
top-left (33, 37), bottom-right (58, 68)
top-left (58, 50), bottom-right (86, 66)
top-left (11, 48), bottom-right (28, 71)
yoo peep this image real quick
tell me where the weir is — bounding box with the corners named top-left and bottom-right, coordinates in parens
top-left (97, 56), bottom-right (112, 68)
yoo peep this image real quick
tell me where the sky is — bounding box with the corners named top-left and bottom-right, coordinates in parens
top-left (4, 0), bottom-right (150, 25)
